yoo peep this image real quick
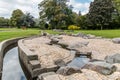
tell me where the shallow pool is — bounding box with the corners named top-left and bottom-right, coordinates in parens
top-left (2, 47), bottom-right (26, 80)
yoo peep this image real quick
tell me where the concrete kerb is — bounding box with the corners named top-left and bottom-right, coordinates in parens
top-left (0, 37), bottom-right (24, 80)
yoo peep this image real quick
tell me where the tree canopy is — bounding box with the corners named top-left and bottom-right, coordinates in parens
top-left (0, 17), bottom-right (9, 27)
top-left (20, 13), bottom-right (35, 28)
top-left (10, 9), bottom-right (24, 28)
top-left (87, 0), bottom-right (114, 30)
top-left (38, 0), bottom-right (74, 29)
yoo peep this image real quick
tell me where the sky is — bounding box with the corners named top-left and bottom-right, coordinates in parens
top-left (0, 0), bottom-right (94, 18)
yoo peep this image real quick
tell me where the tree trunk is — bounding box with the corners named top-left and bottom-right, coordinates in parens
top-left (101, 25), bottom-right (103, 30)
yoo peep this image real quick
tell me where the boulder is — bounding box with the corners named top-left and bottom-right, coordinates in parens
top-left (112, 38), bottom-right (120, 44)
top-left (105, 53), bottom-right (120, 64)
top-left (82, 61), bottom-right (116, 75)
top-left (56, 66), bottom-right (82, 76)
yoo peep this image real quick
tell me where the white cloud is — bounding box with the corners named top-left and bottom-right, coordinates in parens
top-left (0, 0), bottom-right (42, 18)
top-left (68, 0), bottom-right (91, 15)
top-left (0, 0), bottom-right (92, 18)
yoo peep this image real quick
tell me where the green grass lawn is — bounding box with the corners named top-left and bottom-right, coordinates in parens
top-left (0, 28), bottom-right (120, 42)
top-left (71, 30), bottom-right (120, 38)
top-left (45, 29), bottom-right (120, 38)
top-left (0, 28), bottom-right (40, 41)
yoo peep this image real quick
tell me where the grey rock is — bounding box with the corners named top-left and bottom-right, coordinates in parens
top-left (112, 38), bottom-right (120, 44)
top-left (56, 66), bottom-right (81, 76)
top-left (54, 59), bottom-right (66, 67)
top-left (82, 61), bottom-right (116, 75)
top-left (86, 34), bottom-right (96, 39)
top-left (58, 41), bottom-right (69, 48)
top-left (75, 51), bottom-right (92, 58)
top-left (105, 53), bottom-right (120, 64)
top-left (29, 60), bottom-right (41, 70)
top-left (67, 41), bottom-right (89, 50)
top-left (72, 33), bottom-right (86, 37)
top-left (53, 29), bottom-right (64, 32)
top-left (41, 31), bottom-right (49, 36)
top-left (67, 57), bottom-right (90, 69)
top-left (50, 38), bottom-right (59, 44)
top-left (37, 72), bottom-right (60, 80)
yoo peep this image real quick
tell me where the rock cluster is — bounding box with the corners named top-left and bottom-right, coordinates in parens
top-left (22, 34), bottom-right (120, 80)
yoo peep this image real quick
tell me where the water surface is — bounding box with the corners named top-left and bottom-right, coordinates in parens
top-left (2, 47), bottom-right (26, 80)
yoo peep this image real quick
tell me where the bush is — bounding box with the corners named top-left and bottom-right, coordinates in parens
top-left (68, 25), bottom-right (80, 30)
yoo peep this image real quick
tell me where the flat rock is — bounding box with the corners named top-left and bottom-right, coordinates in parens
top-left (82, 61), bottom-right (116, 75)
top-left (112, 38), bottom-right (120, 44)
top-left (67, 57), bottom-right (90, 69)
top-left (105, 53), bottom-right (120, 64)
top-left (86, 34), bottom-right (96, 39)
top-left (56, 66), bottom-right (81, 76)
top-left (67, 41), bottom-right (89, 50)
top-left (37, 72), bottom-right (61, 80)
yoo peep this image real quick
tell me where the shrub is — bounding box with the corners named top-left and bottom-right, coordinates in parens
top-left (68, 25), bottom-right (80, 30)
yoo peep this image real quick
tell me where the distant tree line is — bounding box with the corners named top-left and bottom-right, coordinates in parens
top-left (38, 0), bottom-right (120, 30)
top-left (0, 9), bottom-right (35, 28)
top-left (0, 0), bottom-right (120, 30)
top-left (0, 17), bottom-right (9, 27)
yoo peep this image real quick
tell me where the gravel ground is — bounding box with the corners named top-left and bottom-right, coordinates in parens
top-left (23, 35), bottom-right (120, 66)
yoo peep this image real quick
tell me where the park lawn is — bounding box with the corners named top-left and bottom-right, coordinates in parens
top-left (45, 29), bottom-right (120, 38)
top-left (73, 30), bottom-right (120, 38)
top-left (0, 28), bottom-right (40, 41)
top-left (0, 28), bottom-right (120, 41)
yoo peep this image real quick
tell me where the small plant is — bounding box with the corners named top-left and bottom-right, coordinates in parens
top-left (68, 25), bottom-right (80, 30)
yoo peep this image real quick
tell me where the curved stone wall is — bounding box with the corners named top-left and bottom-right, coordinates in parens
top-left (18, 39), bottom-right (41, 80)
top-left (0, 38), bottom-right (24, 80)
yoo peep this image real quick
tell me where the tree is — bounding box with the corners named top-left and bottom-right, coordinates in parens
top-left (0, 17), bottom-right (9, 27)
top-left (10, 9), bottom-right (24, 28)
top-left (87, 0), bottom-right (114, 30)
top-left (112, 0), bottom-right (120, 28)
top-left (113, 0), bottom-right (120, 14)
top-left (20, 13), bottom-right (35, 28)
top-left (75, 15), bottom-right (87, 29)
top-left (38, 0), bottom-right (73, 29)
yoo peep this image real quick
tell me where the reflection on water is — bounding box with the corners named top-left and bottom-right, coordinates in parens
top-left (2, 47), bottom-right (26, 80)
top-left (67, 57), bottom-right (90, 69)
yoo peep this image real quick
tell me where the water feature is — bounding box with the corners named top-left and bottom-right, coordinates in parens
top-left (67, 56), bottom-right (90, 69)
top-left (2, 47), bottom-right (26, 80)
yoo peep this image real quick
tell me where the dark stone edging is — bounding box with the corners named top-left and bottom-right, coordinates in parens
top-left (0, 38), bottom-right (24, 80)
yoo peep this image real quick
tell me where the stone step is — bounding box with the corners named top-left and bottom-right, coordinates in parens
top-left (27, 54), bottom-right (38, 60)
top-left (32, 65), bottom-right (59, 78)
top-left (29, 60), bottom-right (41, 70)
